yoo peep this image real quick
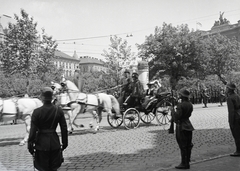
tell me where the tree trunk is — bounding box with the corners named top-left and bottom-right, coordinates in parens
top-left (26, 79), bottom-right (30, 95)
top-left (217, 74), bottom-right (227, 85)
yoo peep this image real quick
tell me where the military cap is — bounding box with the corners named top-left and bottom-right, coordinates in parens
top-left (41, 87), bottom-right (53, 101)
top-left (227, 83), bottom-right (236, 90)
top-left (179, 89), bottom-right (190, 98)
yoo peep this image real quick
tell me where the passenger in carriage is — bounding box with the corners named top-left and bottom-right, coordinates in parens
top-left (145, 81), bottom-right (155, 97)
top-left (143, 80), bottom-right (162, 110)
top-left (142, 81), bottom-right (155, 108)
top-left (124, 72), bottom-right (144, 107)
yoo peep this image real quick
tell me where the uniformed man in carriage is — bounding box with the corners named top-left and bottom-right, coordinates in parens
top-left (73, 66), bottom-right (84, 92)
top-left (118, 69), bottom-right (132, 107)
top-left (124, 72), bottom-right (144, 107)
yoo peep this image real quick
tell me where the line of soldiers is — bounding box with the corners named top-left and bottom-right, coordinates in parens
top-left (189, 87), bottom-right (226, 106)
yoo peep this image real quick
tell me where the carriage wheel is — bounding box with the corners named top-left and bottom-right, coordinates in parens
top-left (140, 111), bottom-right (155, 124)
top-left (155, 100), bottom-right (172, 125)
top-left (123, 108), bottom-right (140, 129)
top-left (107, 114), bottom-right (123, 128)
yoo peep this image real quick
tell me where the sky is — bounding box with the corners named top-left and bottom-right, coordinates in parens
top-left (0, 0), bottom-right (240, 60)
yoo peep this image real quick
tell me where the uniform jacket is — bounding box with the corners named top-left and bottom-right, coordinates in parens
top-left (73, 71), bottom-right (84, 92)
top-left (130, 80), bottom-right (144, 98)
top-left (121, 77), bottom-right (132, 96)
top-left (173, 100), bottom-right (194, 131)
top-left (227, 92), bottom-right (240, 126)
top-left (28, 103), bottom-right (68, 151)
top-left (201, 90), bottom-right (209, 103)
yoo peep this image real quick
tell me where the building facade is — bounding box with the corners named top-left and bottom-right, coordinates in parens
top-left (78, 56), bottom-right (107, 73)
top-left (53, 51), bottom-right (108, 77)
top-left (202, 20), bottom-right (240, 41)
top-left (54, 50), bottom-right (80, 77)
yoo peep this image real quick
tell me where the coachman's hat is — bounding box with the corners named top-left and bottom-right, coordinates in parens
top-left (179, 89), bottom-right (190, 98)
top-left (41, 87), bottom-right (53, 101)
top-left (132, 72), bottom-right (139, 78)
top-left (124, 69), bottom-right (130, 74)
top-left (227, 83), bottom-right (236, 90)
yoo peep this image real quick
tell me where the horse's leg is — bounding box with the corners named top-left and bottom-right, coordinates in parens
top-left (19, 115), bottom-right (31, 146)
top-left (91, 110), bottom-right (99, 131)
top-left (64, 110), bottom-right (74, 133)
top-left (70, 103), bottom-right (83, 129)
top-left (92, 109), bottom-right (103, 131)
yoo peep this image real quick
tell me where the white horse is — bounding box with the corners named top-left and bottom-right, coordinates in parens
top-left (51, 82), bottom-right (76, 133)
top-left (53, 79), bottom-right (120, 131)
top-left (0, 97), bottom-right (43, 145)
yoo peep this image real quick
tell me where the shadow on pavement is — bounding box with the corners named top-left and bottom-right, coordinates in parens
top-left (0, 137), bottom-right (22, 147)
top-left (59, 128), bottom-right (235, 171)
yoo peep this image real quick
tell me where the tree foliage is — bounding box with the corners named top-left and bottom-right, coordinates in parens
top-left (138, 23), bottom-right (240, 90)
top-left (201, 34), bottom-right (240, 84)
top-left (102, 35), bottom-right (135, 87)
top-left (0, 9), bottom-right (62, 95)
top-left (138, 23), bottom-right (204, 89)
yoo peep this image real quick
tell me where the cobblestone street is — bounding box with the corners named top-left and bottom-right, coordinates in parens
top-left (0, 103), bottom-right (237, 171)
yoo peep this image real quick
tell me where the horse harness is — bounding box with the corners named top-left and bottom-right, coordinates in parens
top-left (74, 93), bottom-right (104, 114)
top-left (0, 98), bottom-right (20, 121)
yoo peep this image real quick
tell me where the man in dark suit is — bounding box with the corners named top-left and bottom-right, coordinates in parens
top-left (201, 88), bottom-right (209, 108)
top-left (226, 83), bottom-right (240, 157)
top-left (171, 89), bottom-right (194, 169)
top-left (118, 69), bottom-right (132, 106)
top-left (28, 87), bottom-right (68, 171)
top-left (125, 72), bottom-right (144, 107)
top-left (73, 67), bottom-right (84, 92)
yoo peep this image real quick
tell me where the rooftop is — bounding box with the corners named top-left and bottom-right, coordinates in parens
top-left (79, 56), bottom-right (105, 65)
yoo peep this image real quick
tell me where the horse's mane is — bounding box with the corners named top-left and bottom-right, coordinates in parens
top-left (66, 80), bottom-right (79, 91)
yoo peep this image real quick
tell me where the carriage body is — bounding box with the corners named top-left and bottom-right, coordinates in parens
top-left (107, 89), bottom-right (174, 129)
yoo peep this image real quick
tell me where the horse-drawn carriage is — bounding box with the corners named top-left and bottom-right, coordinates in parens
top-left (52, 78), bottom-right (175, 132)
top-left (107, 91), bottom-right (175, 129)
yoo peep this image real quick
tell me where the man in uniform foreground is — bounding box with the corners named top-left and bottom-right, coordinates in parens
top-left (28, 87), bottom-right (68, 171)
top-left (171, 89), bottom-right (194, 169)
top-left (226, 83), bottom-right (240, 157)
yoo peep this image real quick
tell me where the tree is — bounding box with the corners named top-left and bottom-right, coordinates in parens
top-left (0, 9), bottom-right (62, 94)
top-left (35, 28), bottom-right (60, 83)
top-left (0, 9), bottom-right (39, 77)
top-left (138, 23), bottom-right (204, 90)
top-left (102, 35), bottom-right (135, 87)
top-left (202, 34), bottom-right (240, 84)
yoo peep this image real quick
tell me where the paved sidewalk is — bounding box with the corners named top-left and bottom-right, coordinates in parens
top-left (161, 154), bottom-right (240, 171)
top-left (1, 102), bottom-right (240, 171)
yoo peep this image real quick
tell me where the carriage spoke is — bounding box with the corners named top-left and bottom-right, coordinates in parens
top-left (107, 114), bottom-right (123, 128)
top-left (140, 111), bottom-right (155, 124)
top-left (123, 108), bottom-right (140, 129)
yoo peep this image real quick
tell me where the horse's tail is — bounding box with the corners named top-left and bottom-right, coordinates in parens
top-left (108, 95), bottom-right (120, 115)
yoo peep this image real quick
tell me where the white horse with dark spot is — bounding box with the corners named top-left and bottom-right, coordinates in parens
top-left (0, 97), bottom-right (43, 145)
top-left (52, 79), bottom-right (120, 132)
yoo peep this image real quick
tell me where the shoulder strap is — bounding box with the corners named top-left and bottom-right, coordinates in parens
top-left (50, 106), bottom-right (58, 129)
